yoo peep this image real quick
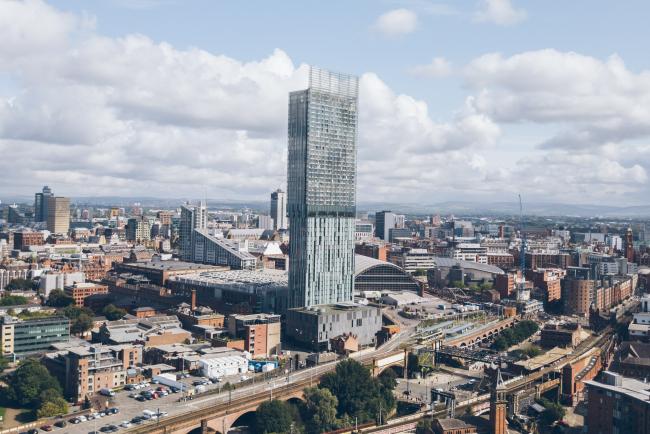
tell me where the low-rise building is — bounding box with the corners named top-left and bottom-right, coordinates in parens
top-left (94, 315), bottom-right (191, 347)
top-left (432, 418), bottom-right (477, 434)
top-left (64, 282), bottom-right (108, 307)
top-left (540, 323), bottom-right (582, 348)
top-left (286, 303), bottom-right (382, 352)
top-left (1, 315), bottom-right (70, 357)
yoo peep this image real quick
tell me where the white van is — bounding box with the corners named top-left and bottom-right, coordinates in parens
top-left (142, 410), bottom-right (156, 419)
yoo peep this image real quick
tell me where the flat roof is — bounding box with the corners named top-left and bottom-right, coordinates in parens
top-left (515, 346), bottom-right (572, 371)
top-left (119, 260), bottom-right (223, 272)
top-left (171, 269), bottom-right (288, 287)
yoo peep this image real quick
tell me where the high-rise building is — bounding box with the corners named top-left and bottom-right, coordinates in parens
top-left (257, 214), bottom-right (274, 230)
top-left (179, 201), bottom-right (207, 261)
top-left (287, 67), bottom-right (358, 308)
top-left (126, 216), bottom-right (151, 243)
top-left (625, 227), bottom-right (635, 262)
top-left (34, 185), bottom-right (53, 222)
top-left (270, 189), bottom-right (287, 231)
top-left (375, 210), bottom-right (396, 241)
top-left (46, 196), bottom-right (70, 234)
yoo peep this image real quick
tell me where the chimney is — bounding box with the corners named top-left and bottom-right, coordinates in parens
top-left (191, 289), bottom-right (197, 311)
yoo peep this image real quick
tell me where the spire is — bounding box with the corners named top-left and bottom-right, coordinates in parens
top-left (496, 367), bottom-right (506, 390)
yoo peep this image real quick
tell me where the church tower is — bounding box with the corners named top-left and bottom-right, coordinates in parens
top-left (490, 368), bottom-right (507, 434)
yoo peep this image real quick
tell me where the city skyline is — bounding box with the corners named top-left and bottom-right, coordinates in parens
top-left (1, 1), bottom-right (650, 206)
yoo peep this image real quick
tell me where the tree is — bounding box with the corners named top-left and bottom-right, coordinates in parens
top-left (102, 304), bottom-right (127, 321)
top-left (255, 400), bottom-right (294, 434)
top-left (4, 359), bottom-right (62, 408)
top-left (0, 356), bottom-right (9, 373)
top-left (5, 278), bottom-right (33, 291)
top-left (537, 398), bottom-right (566, 427)
top-left (47, 289), bottom-right (74, 308)
top-left (449, 280), bottom-right (464, 288)
top-left (0, 295), bottom-right (28, 306)
top-left (407, 353), bottom-right (420, 378)
top-left (62, 306), bottom-right (95, 335)
top-left (37, 397), bottom-right (68, 418)
top-left (302, 387), bottom-right (339, 433)
top-left (319, 359), bottom-right (396, 424)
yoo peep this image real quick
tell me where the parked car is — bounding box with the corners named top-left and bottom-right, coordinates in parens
top-left (107, 408), bottom-right (119, 415)
top-left (40, 425), bottom-right (53, 432)
top-left (69, 417), bottom-right (81, 424)
top-left (120, 421), bottom-right (132, 428)
top-left (54, 420), bottom-right (67, 428)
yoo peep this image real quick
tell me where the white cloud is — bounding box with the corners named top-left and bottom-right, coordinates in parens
top-left (373, 9), bottom-right (418, 36)
top-left (474, 0), bottom-right (527, 26)
top-left (409, 57), bottom-right (453, 78)
top-left (464, 49), bottom-right (650, 149)
top-left (0, 0), bottom-right (501, 202)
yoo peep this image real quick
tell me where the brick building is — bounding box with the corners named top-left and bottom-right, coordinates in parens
top-left (227, 313), bottom-right (281, 358)
top-left (13, 231), bottom-right (44, 251)
top-left (64, 282), bottom-right (109, 307)
top-left (585, 371), bottom-right (650, 434)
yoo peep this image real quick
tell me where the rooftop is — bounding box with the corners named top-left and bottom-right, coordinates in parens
top-left (171, 269), bottom-right (288, 287)
top-left (119, 260), bottom-right (223, 272)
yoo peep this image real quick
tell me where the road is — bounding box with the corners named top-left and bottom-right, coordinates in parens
top-left (51, 327), bottom-right (413, 434)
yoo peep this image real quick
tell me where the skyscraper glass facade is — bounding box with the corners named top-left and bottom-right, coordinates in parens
top-left (287, 67), bottom-right (359, 308)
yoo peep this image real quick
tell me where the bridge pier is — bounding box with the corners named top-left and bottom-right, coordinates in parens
top-left (201, 419), bottom-right (208, 434)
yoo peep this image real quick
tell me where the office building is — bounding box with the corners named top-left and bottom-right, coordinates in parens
top-left (7, 205), bottom-right (27, 224)
top-left (257, 214), bottom-right (274, 230)
top-left (375, 211), bottom-right (396, 241)
top-left (285, 303), bottom-right (382, 351)
top-left (179, 201), bottom-right (207, 261)
top-left (126, 216), bottom-right (151, 242)
top-left (287, 67), bottom-right (358, 308)
top-left (64, 282), bottom-right (109, 307)
top-left (270, 189), bottom-right (287, 231)
top-left (34, 185), bottom-right (53, 222)
top-left (46, 196), bottom-right (70, 234)
top-left (13, 231), bottom-right (44, 251)
top-left (0, 315), bottom-right (70, 357)
top-left (191, 229), bottom-right (257, 270)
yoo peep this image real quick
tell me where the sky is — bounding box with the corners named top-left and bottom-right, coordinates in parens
top-left (1, 0), bottom-right (650, 206)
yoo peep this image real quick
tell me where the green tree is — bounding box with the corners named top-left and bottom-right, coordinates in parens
top-left (37, 397), bottom-right (68, 418)
top-left (493, 336), bottom-right (509, 351)
top-left (4, 359), bottom-right (62, 408)
top-left (102, 304), bottom-right (127, 321)
top-left (449, 280), bottom-right (464, 288)
top-left (47, 289), bottom-right (74, 307)
top-left (0, 356), bottom-right (9, 373)
top-left (302, 387), bottom-right (340, 433)
top-left (62, 306), bottom-right (95, 335)
top-left (319, 359), bottom-right (396, 424)
top-left (0, 295), bottom-right (28, 306)
top-left (255, 399), bottom-right (294, 434)
top-left (479, 282), bottom-right (493, 291)
top-left (537, 398), bottom-right (566, 427)
top-left (5, 278), bottom-right (33, 291)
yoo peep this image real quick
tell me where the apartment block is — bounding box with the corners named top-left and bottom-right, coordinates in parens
top-left (227, 313), bottom-right (281, 358)
top-left (45, 344), bottom-right (142, 403)
top-left (64, 282), bottom-right (108, 307)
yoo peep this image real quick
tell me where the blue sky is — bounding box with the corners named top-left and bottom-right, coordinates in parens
top-left (1, 0), bottom-right (650, 206)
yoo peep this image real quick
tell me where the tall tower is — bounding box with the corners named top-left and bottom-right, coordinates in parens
top-left (287, 67), bottom-right (358, 308)
top-left (490, 368), bottom-right (507, 434)
top-left (46, 196), bottom-right (70, 234)
top-left (625, 227), bottom-right (635, 262)
top-left (34, 185), bottom-right (53, 222)
top-left (270, 189), bottom-right (287, 231)
top-left (179, 201), bottom-right (207, 261)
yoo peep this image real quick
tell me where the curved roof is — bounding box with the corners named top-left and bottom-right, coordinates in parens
top-left (354, 254), bottom-right (406, 276)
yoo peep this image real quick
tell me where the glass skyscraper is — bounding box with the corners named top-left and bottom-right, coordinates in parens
top-left (287, 67), bottom-right (359, 308)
